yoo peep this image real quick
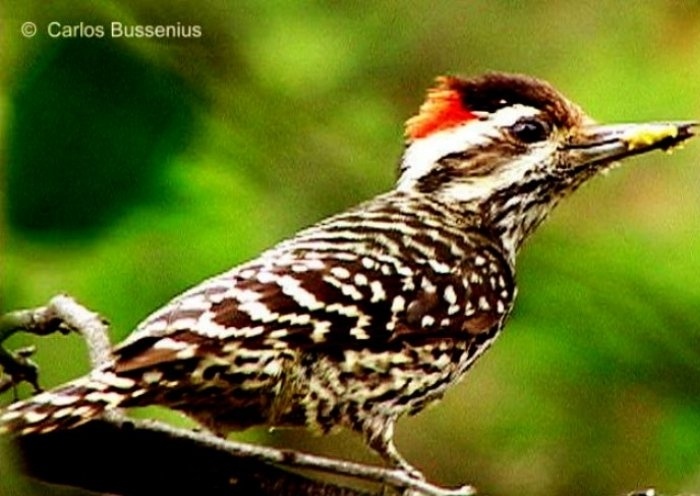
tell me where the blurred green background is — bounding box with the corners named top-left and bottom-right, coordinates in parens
top-left (1, 1), bottom-right (700, 495)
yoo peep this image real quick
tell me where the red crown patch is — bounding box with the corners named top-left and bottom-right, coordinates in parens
top-left (405, 76), bottom-right (477, 141)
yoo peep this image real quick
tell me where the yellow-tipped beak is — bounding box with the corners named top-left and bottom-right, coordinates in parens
top-left (564, 121), bottom-right (696, 166)
top-left (623, 123), bottom-right (681, 151)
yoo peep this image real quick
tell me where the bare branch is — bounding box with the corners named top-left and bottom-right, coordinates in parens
top-left (15, 416), bottom-right (373, 496)
top-left (44, 294), bottom-right (113, 369)
top-left (12, 411), bottom-right (475, 496)
top-left (0, 295), bottom-right (112, 393)
top-left (119, 417), bottom-right (475, 496)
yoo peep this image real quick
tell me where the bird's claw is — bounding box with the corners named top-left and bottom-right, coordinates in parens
top-left (397, 471), bottom-right (476, 496)
top-left (401, 484), bottom-right (476, 496)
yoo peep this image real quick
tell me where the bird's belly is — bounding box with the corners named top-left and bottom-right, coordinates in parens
top-left (272, 339), bottom-right (484, 434)
top-left (147, 331), bottom-right (501, 436)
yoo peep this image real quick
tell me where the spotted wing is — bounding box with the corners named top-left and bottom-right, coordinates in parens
top-left (113, 241), bottom-right (515, 371)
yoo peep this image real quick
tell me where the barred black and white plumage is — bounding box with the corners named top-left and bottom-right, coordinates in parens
top-left (1, 72), bottom-right (695, 485)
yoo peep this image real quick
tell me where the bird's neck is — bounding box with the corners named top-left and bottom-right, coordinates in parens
top-left (313, 188), bottom-right (557, 270)
top-left (421, 182), bottom-right (563, 265)
top-left (351, 190), bottom-right (515, 264)
top-left (483, 194), bottom-right (557, 261)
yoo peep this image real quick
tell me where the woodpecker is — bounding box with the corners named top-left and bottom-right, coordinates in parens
top-left (0, 73), bottom-right (695, 491)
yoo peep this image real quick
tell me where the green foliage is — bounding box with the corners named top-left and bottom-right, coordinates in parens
top-left (7, 38), bottom-right (195, 237)
top-left (2, 1), bottom-right (700, 495)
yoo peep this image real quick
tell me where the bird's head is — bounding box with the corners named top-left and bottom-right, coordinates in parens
top-left (398, 72), bottom-right (696, 255)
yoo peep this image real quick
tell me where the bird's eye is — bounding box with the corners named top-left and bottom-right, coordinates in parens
top-left (510, 118), bottom-right (551, 143)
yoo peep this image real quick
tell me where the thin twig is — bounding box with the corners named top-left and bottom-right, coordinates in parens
top-left (0, 303), bottom-right (65, 392)
top-left (0, 295), bottom-right (112, 392)
top-left (44, 295), bottom-right (113, 369)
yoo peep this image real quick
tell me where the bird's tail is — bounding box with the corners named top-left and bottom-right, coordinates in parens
top-left (0, 369), bottom-right (140, 435)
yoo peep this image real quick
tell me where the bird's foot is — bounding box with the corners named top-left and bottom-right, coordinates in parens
top-left (385, 463), bottom-right (474, 496)
top-left (374, 442), bottom-right (476, 495)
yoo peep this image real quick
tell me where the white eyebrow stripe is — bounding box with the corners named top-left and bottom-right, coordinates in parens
top-left (397, 104), bottom-right (541, 191)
